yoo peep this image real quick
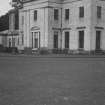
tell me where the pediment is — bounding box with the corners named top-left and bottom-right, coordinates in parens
top-left (31, 26), bottom-right (40, 31)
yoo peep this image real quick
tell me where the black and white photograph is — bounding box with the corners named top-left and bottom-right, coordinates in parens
top-left (0, 0), bottom-right (105, 105)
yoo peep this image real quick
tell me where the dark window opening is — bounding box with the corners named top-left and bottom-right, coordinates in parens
top-left (79, 6), bottom-right (84, 18)
top-left (35, 38), bottom-right (38, 48)
top-left (65, 32), bottom-right (69, 48)
top-left (79, 31), bottom-right (84, 49)
top-left (96, 31), bottom-right (101, 50)
top-left (65, 9), bottom-right (69, 20)
top-left (97, 6), bottom-right (102, 19)
top-left (34, 10), bottom-right (37, 21)
top-left (54, 9), bottom-right (59, 20)
top-left (54, 32), bottom-right (58, 48)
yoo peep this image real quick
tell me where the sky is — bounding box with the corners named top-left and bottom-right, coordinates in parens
top-left (0, 0), bottom-right (13, 16)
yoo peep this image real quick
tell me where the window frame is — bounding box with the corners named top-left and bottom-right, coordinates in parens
top-left (65, 9), bottom-right (69, 20)
top-left (53, 31), bottom-right (58, 48)
top-left (54, 9), bottom-right (59, 20)
top-left (97, 6), bottom-right (102, 19)
top-left (79, 6), bottom-right (84, 18)
top-left (78, 30), bottom-right (84, 49)
top-left (34, 10), bottom-right (37, 21)
top-left (65, 31), bottom-right (69, 48)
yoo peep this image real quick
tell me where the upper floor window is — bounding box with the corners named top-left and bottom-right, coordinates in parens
top-left (79, 6), bottom-right (84, 18)
top-left (97, 6), bottom-right (102, 19)
top-left (22, 16), bottom-right (24, 25)
top-left (54, 9), bottom-right (59, 20)
top-left (34, 10), bottom-right (37, 21)
top-left (65, 9), bottom-right (69, 20)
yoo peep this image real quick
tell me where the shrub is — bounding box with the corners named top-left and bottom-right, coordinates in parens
top-left (11, 47), bottom-right (18, 54)
top-left (62, 48), bottom-right (69, 54)
top-left (52, 48), bottom-right (62, 54)
top-left (39, 47), bottom-right (49, 55)
top-left (24, 47), bottom-right (32, 54)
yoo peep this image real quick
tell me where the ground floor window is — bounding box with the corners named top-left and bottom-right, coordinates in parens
top-left (18, 37), bottom-right (19, 45)
top-left (34, 38), bottom-right (38, 48)
top-left (54, 31), bottom-right (58, 48)
top-left (32, 32), bottom-right (40, 49)
top-left (96, 31), bottom-right (101, 50)
top-left (9, 38), bottom-right (11, 47)
top-left (12, 38), bottom-right (15, 47)
top-left (22, 34), bottom-right (24, 45)
top-left (65, 32), bottom-right (69, 48)
top-left (79, 30), bottom-right (84, 49)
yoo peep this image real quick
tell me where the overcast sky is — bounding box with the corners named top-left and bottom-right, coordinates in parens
top-left (0, 0), bottom-right (12, 16)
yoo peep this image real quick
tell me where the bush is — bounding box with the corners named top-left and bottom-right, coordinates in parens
top-left (2, 47), bottom-right (18, 53)
top-left (24, 47), bottom-right (32, 54)
top-left (62, 48), bottom-right (69, 54)
top-left (39, 47), bottom-right (49, 55)
top-left (52, 48), bottom-right (62, 54)
top-left (11, 47), bottom-right (18, 54)
top-left (89, 49), bottom-right (105, 55)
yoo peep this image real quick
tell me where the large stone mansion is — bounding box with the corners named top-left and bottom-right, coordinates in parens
top-left (1, 0), bottom-right (105, 52)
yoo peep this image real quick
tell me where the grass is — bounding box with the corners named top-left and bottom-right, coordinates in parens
top-left (0, 56), bottom-right (105, 105)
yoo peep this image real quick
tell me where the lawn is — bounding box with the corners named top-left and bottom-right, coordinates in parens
top-left (0, 56), bottom-right (105, 105)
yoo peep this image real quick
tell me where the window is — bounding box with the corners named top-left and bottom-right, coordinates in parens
top-left (12, 38), bottom-right (15, 47)
top-left (34, 38), bottom-right (38, 48)
top-left (32, 32), bottom-right (39, 48)
top-left (79, 31), bottom-right (84, 49)
top-left (54, 31), bottom-right (58, 48)
top-left (79, 6), bottom-right (84, 18)
top-left (22, 34), bottom-right (24, 45)
top-left (65, 9), bottom-right (69, 20)
top-left (18, 37), bottom-right (19, 45)
top-left (97, 6), bottom-right (102, 19)
top-left (96, 31), bottom-right (101, 50)
top-left (34, 10), bottom-right (37, 21)
top-left (9, 38), bottom-right (11, 47)
top-left (22, 16), bottom-right (24, 25)
top-left (65, 32), bottom-right (69, 48)
top-left (54, 9), bottom-right (59, 20)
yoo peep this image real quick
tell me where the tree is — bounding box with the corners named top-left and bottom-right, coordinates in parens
top-left (0, 13), bottom-right (9, 31)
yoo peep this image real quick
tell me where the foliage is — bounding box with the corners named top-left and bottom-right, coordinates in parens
top-left (0, 13), bottom-right (9, 31)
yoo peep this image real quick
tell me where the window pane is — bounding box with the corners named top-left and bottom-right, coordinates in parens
top-left (79, 31), bottom-right (84, 48)
top-left (35, 38), bottom-right (38, 48)
top-left (34, 10), bottom-right (37, 21)
top-left (97, 6), bottom-right (101, 18)
top-left (96, 31), bottom-right (101, 49)
top-left (12, 38), bottom-right (15, 47)
top-left (79, 6), bottom-right (84, 18)
top-left (54, 32), bottom-right (58, 48)
top-left (65, 32), bottom-right (69, 48)
top-left (65, 9), bottom-right (69, 20)
top-left (22, 16), bottom-right (24, 25)
top-left (54, 9), bottom-right (59, 20)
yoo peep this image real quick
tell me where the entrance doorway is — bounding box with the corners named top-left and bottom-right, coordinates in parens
top-left (32, 32), bottom-right (40, 49)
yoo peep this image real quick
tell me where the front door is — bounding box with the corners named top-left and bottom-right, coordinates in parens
top-left (32, 32), bottom-right (40, 49)
top-left (96, 31), bottom-right (101, 50)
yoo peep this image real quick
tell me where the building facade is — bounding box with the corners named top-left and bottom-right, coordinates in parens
top-left (16, 0), bottom-right (105, 51)
top-left (0, 9), bottom-right (19, 48)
